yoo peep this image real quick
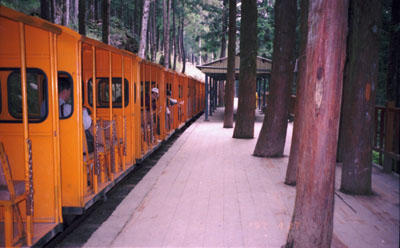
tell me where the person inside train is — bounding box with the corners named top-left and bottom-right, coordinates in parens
top-left (165, 90), bottom-right (177, 130)
top-left (57, 77), bottom-right (95, 153)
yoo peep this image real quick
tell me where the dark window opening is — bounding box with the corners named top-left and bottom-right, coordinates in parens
top-left (88, 78), bottom-right (129, 108)
top-left (2, 68), bottom-right (48, 123)
top-left (58, 72), bottom-right (74, 119)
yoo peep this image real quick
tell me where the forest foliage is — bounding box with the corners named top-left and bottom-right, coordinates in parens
top-left (0, 0), bottom-right (394, 104)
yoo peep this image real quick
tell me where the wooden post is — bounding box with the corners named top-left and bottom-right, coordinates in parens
top-left (384, 101), bottom-right (395, 172)
top-left (205, 74), bottom-right (209, 120)
top-left (285, 0), bottom-right (348, 246)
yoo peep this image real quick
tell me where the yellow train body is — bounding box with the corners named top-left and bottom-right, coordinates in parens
top-left (0, 6), bottom-right (204, 247)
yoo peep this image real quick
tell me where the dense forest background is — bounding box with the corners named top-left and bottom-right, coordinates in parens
top-left (0, 0), bottom-right (395, 105)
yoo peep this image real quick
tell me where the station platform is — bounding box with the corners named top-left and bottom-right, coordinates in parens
top-left (83, 105), bottom-right (399, 248)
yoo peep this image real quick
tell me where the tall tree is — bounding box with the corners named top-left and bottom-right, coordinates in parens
top-left (223, 0), bottom-right (237, 128)
top-left (180, 0), bottom-right (186, 73)
top-left (220, 0), bottom-right (228, 58)
top-left (172, 0), bottom-right (177, 70)
top-left (62, 0), bottom-right (70, 26)
top-left (387, 0), bottom-right (400, 107)
top-left (253, 0), bottom-right (297, 157)
top-left (284, 0), bottom-right (349, 247)
top-left (151, 1), bottom-right (157, 61)
top-left (232, 0), bottom-right (258, 138)
top-left (102, 0), bottom-right (110, 44)
top-left (163, 0), bottom-right (171, 68)
top-left (78, 0), bottom-right (86, 35)
top-left (94, 0), bottom-right (99, 21)
top-left (51, 0), bottom-right (56, 22)
top-left (40, 0), bottom-right (50, 21)
top-left (74, 0), bottom-right (78, 25)
top-left (138, 0), bottom-right (151, 58)
top-left (339, 0), bottom-right (381, 195)
top-left (285, 0), bottom-right (308, 185)
top-left (167, 0), bottom-right (172, 67)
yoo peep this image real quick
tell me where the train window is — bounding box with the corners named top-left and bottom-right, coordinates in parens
top-left (58, 72), bottom-right (74, 119)
top-left (3, 68), bottom-right (47, 122)
top-left (88, 78), bottom-right (129, 108)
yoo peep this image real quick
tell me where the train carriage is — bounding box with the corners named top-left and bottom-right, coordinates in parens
top-left (0, 7), bottom-right (63, 246)
top-left (0, 5), bottom-right (204, 247)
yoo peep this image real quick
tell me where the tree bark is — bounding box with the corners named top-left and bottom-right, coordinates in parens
top-left (94, 0), bottom-right (99, 21)
top-left (51, 0), bottom-right (56, 23)
top-left (151, 1), bottom-right (157, 62)
top-left (285, 0), bottom-right (308, 185)
top-left (163, 0), bottom-right (171, 69)
top-left (232, 0), bottom-right (258, 138)
top-left (74, 0), bottom-right (78, 25)
top-left (40, 0), bottom-right (50, 21)
top-left (220, 0), bottom-right (228, 58)
top-left (138, 0), bottom-right (151, 58)
top-left (168, 0), bottom-right (172, 68)
top-left (78, 0), bottom-right (86, 35)
top-left (102, 0), bottom-right (110, 44)
top-left (223, 0), bottom-right (237, 128)
top-left (387, 0), bottom-right (400, 107)
top-left (339, 0), bottom-right (381, 195)
top-left (61, 0), bottom-right (70, 26)
top-left (253, 0), bottom-right (296, 156)
top-left (172, 0), bottom-right (177, 70)
top-left (284, 1), bottom-right (349, 247)
top-left (181, 1), bottom-right (186, 73)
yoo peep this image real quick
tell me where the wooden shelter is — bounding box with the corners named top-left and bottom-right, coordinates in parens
top-left (197, 55), bottom-right (272, 120)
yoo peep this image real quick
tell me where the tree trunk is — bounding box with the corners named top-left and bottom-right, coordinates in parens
top-left (284, 1), bottom-right (349, 247)
top-left (181, 1), bottom-right (186, 73)
top-left (387, 0), bottom-right (400, 107)
top-left (102, 0), bottom-right (110, 44)
top-left (94, 0), bottom-right (99, 21)
top-left (78, 0), bottom-right (86, 35)
top-left (223, 0), bottom-right (237, 128)
top-left (138, 0), bottom-right (151, 58)
top-left (232, 0), bottom-right (258, 139)
top-left (172, 0), bottom-right (177, 70)
top-left (74, 0), bottom-right (78, 25)
top-left (163, 0), bottom-right (170, 69)
top-left (65, 0), bottom-right (70, 26)
top-left (168, 0), bottom-right (172, 68)
top-left (151, 1), bottom-right (157, 62)
top-left (253, 0), bottom-right (296, 157)
top-left (51, 0), bottom-right (56, 23)
top-left (339, 0), bottom-right (381, 195)
top-left (40, 0), bottom-right (50, 21)
top-left (220, 0), bottom-right (228, 58)
top-left (219, 81), bottom-right (225, 107)
top-left (285, 0), bottom-right (308, 185)
top-left (61, 0), bottom-right (70, 26)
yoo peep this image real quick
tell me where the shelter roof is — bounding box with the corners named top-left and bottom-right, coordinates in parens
top-left (196, 54), bottom-right (272, 80)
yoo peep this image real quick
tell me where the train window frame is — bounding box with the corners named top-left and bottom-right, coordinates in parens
top-left (134, 83), bottom-right (137, 104)
top-left (88, 77), bottom-right (129, 108)
top-left (0, 81), bottom-right (2, 114)
top-left (0, 68), bottom-right (48, 123)
top-left (58, 71), bottom-right (74, 120)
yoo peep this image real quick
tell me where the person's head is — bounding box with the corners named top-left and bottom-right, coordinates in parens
top-left (58, 77), bottom-right (71, 101)
top-left (152, 87), bottom-right (159, 98)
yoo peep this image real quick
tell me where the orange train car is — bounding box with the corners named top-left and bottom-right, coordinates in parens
top-left (0, 5), bottom-right (204, 247)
